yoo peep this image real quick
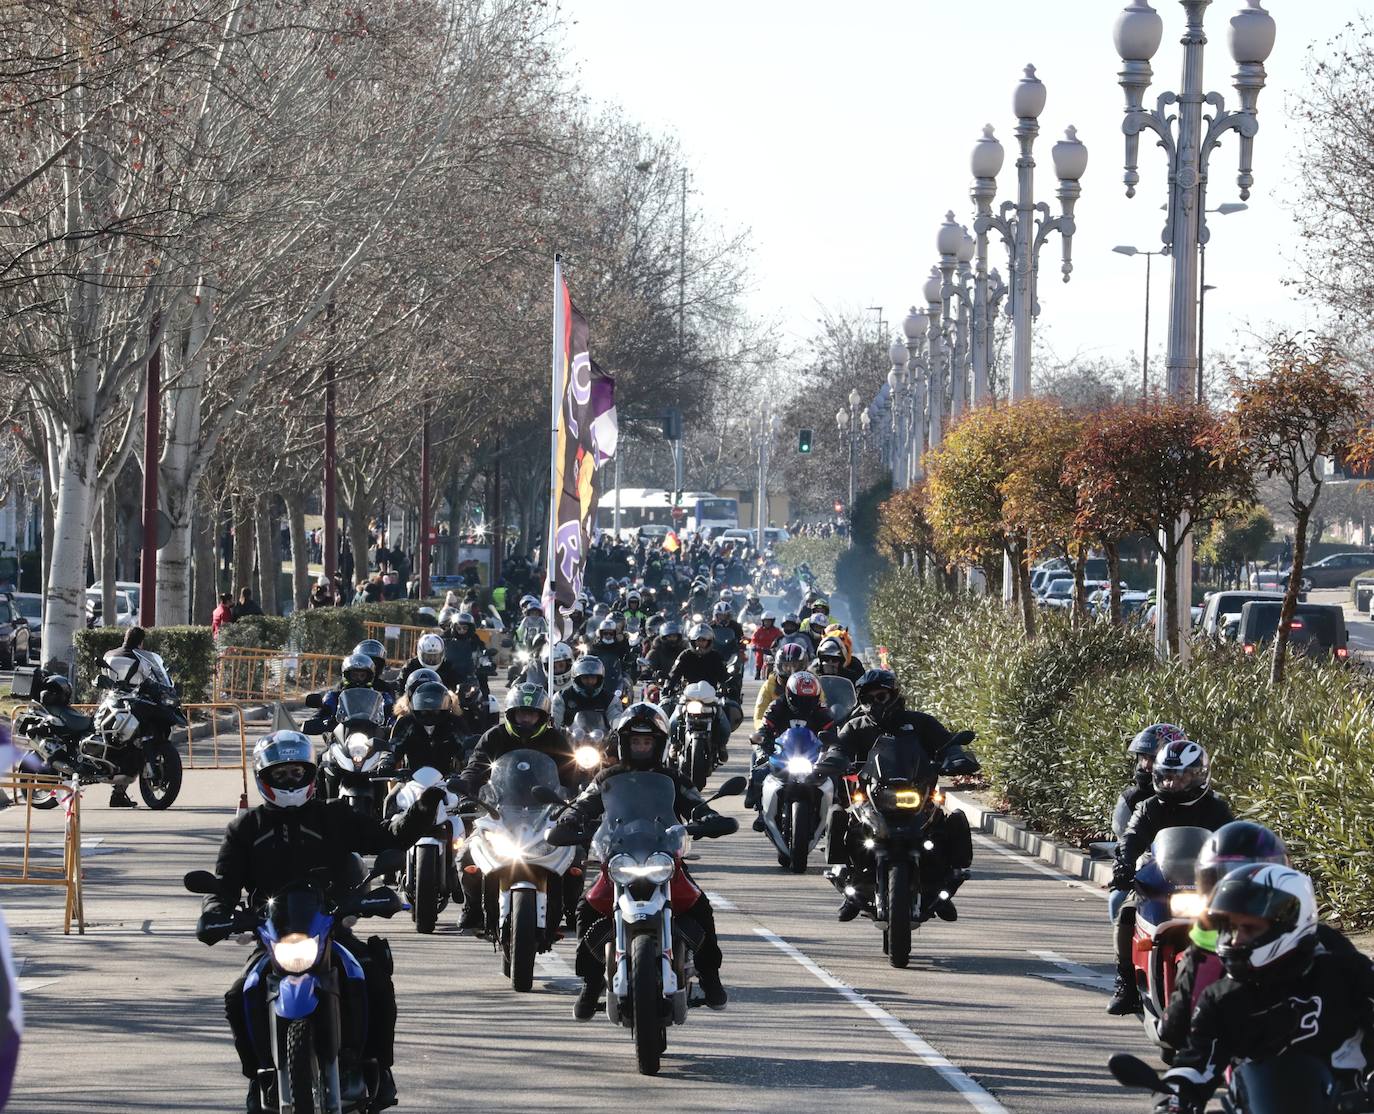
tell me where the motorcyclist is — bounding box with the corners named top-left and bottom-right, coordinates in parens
top-left (319, 653), bottom-right (396, 725)
top-left (685, 579), bottom-right (712, 617)
top-left (754, 641), bottom-right (818, 728)
top-left (454, 680), bottom-right (497, 740)
top-left (551, 656), bottom-right (616, 731)
top-left (643, 620), bottom-right (686, 682)
top-left (587, 617), bottom-right (629, 696)
top-left (546, 703), bottom-right (737, 1019)
top-left (620, 589), bottom-right (650, 629)
top-left (741, 592), bottom-right (764, 622)
top-left (665, 622), bottom-right (729, 698)
top-left (94, 628), bottom-right (184, 807)
top-left (811, 637), bottom-right (850, 678)
top-left (1156, 865), bottom-right (1374, 1114)
top-left (817, 668), bottom-right (978, 923)
top-left (749, 612), bottom-right (783, 680)
top-left (442, 610), bottom-right (490, 695)
top-left (513, 598), bottom-right (547, 653)
top-left (746, 671), bottom-right (836, 813)
top-left (775, 613), bottom-right (810, 655)
top-left (710, 600), bottom-right (745, 659)
top-left (352, 639), bottom-right (392, 691)
top-left (389, 680), bottom-right (468, 781)
top-left (400, 631), bottom-right (466, 689)
top-left (1108, 738), bottom-right (1234, 1016)
top-left (196, 731), bottom-right (446, 1113)
top-left (822, 625), bottom-right (866, 682)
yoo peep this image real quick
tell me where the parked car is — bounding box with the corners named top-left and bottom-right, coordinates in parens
top-left (0, 592), bottom-right (32, 669)
top-left (1088, 588), bottom-right (1151, 621)
top-left (1236, 601), bottom-right (1348, 662)
top-left (13, 592), bottom-right (41, 657)
top-left (1199, 590), bottom-right (1285, 640)
top-left (85, 589), bottom-right (135, 628)
top-left (88, 579), bottom-right (141, 616)
top-left (1042, 578), bottom-right (1113, 609)
top-left (1286, 552), bottom-right (1374, 589)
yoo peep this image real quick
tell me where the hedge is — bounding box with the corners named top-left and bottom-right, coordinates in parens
top-left (774, 537), bottom-right (846, 595)
top-left (72, 625), bottom-right (216, 704)
top-left (287, 599), bottom-right (450, 656)
top-left (216, 614), bottom-right (292, 652)
top-left (870, 569), bottom-right (1374, 927)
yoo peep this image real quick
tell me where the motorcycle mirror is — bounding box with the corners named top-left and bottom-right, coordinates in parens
top-left (708, 775), bottom-right (748, 800)
top-left (948, 729), bottom-right (976, 748)
top-left (183, 869), bottom-right (220, 895)
top-left (1107, 1054), bottom-right (1167, 1093)
top-left (94, 674), bottom-right (112, 691)
top-left (530, 785), bottom-right (563, 806)
top-left (367, 849), bottom-right (405, 881)
top-left (304, 693), bottom-right (324, 709)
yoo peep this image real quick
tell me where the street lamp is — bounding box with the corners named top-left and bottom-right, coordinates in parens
top-left (970, 66), bottom-right (1088, 402)
top-left (836, 387), bottom-right (864, 543)
top-left (922, 269), bottom-right (944, 452)
top-left (1115, 0), bottom-right (1275, 656)
top-left (887, 338), bottom-right (910, 490)
top-left (937, 214), bottom-right (978, 421)
top-left (1112, 244), bottom-right (1165, 396)
top-left (901, 307), bottom-right (927, 481)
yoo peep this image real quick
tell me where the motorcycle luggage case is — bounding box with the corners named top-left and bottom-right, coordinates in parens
top-left (10, 667), bottom-right (38, 699)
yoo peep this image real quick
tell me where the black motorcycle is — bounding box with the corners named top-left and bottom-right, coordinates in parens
top-left (829, 730), bottom-right (976, 968)
top-left (14, 665), bottom-right (185, 809)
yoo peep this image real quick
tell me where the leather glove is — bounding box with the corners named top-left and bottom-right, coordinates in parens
top-left (196, 911), bottom-right (234, 945)
top-left (1111, 863), bottom-right (1134, 892)
top-left (419, 784), bottom-right (447, 811)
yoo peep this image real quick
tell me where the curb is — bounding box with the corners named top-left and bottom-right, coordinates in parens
top-left (945, 788), bottom-right (1114, 889)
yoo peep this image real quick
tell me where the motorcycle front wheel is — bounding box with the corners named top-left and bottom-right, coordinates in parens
top-left (414, 845), bottom-right (440, 934)
top-left (284, 1018), bottom-right (318, 1114)
top-left (138, 742), bottom-right (182, 810)
top-left (631, 932), bottom-right (664, 1075)
top-left (788, 798), bottom-right (813, 874)
top-left (687, 736), bottom-right (710, 791)
top-left (887, 861), bottom-right (913, 969)
top-left (509, 888), bottom-right (538, 992)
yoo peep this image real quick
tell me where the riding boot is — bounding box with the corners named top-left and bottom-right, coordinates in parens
top-left (573, 966), bottom-right (604, 1021)
top-left (457, 870), bottom-right (483, 934)
top-left (1106, 917), bottom-right (1142, 1015)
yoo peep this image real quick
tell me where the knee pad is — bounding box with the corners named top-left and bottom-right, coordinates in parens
top-left (366, 935), bottom-right (393, 977)
top-left (943, 810), bottom-right (973, 869)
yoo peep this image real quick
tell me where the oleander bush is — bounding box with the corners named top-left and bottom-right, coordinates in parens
top-left (870, 568), bottom-right (1374, 926)
top-left (72, 625), bottom-right (216, 704)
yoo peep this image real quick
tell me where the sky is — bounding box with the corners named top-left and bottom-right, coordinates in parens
top-left (556, 0), bottom-right (1357, 375)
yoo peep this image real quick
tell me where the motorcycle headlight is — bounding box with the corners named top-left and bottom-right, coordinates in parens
top-left (785, 755), bottom-right (814, 776)
top-left (486, 830), bottom-right (524, 862)
top-left (686, 700), bottom-right (706, 715)
top-left (575, 745), bottom-right (601, 770)
top-left (874, 786), bottom-right (923, 810)
top-left (608, 851), bottom-right (674, 886)
top-left (1169, 891), bottom-right (1207, 919)
top-left (516, 650), bottom-right (531, 664)
top-left (347, 733), bottom-right (372, 762)
top-left (271, 932), bottom-right (320, 974)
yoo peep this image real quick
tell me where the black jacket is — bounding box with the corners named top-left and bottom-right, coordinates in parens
top-left (665, 648), bottom-right (728, 693)
top-left (201, 796), bottom-right (438, 918)
top-left (1165, 940), bottom-right (1374, 1104)
top-left (550, 762), bottom-right (737, 841)
top-left (553, 686), bottom-right (616, 728)
top-left (819, 701), bottom-right (954, 774)
top-left (1115, 791), bottom-right (1234, 881)
top-left (459, 723), bottom-right (576, 795)
top-left (760, 696), bottom-right (835, 744)
top-left (399, 656), bottom-right (466, 689)
top-left (389, 714), bottom-right (467, 776)
top-left (644, 641), bottom-right (683, 680)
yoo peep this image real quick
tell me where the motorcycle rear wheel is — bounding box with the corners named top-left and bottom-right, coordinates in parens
top-left (510, 888), bottom-right (537, 992)
top-left (631, 932), bottom-right (663, 1075)
top-left (284, 1018), bottom-right (317, 1114)
top-left (138, 742), bottom-right (182, 810)
top-left (888, 861), bottom-right (912, 969)
top-left (414, 845), bottom-right (440, 935)
top-left (788, 799), bottom-right (812, 874)
top-left (18, 780), bottom-right (60, 810)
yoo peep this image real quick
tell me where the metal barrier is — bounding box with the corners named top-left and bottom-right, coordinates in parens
top-left (364, 622), bottom-right (429, 666)
top-left (214, 648), bottom-right (341, 705)
top-left (179, 703), bottom-right (250, 797)
top-left (0, 771), bottom-right (85, 934)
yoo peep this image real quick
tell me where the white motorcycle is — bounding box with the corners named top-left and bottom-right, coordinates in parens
top-left (392, 767), bottom-right (466, 934)
top-left (465, 749), bottom-right (576, 992)
top-left (675, 680), bottom-right (721, 790)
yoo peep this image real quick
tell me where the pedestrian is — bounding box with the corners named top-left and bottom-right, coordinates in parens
top-left (211, 593), bottom-right (235, 635)
top-left (234, 587), bottom-right (263, 619)
top-left (307, 577), bottom-right (334, 609)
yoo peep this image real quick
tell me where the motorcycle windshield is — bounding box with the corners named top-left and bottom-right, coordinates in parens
top-left (337, 688), bottom-right (385, 727)
top-left (1150, 826), bottom-right (1213, 887)
top-left (777, 726), bottom-right (822, 761)
top-left (591, 771), bottom-right (687, 862)
top-left (262, 880), bottom-right (330, 937)
top-left (570, 711), bottom-right (607, 743)
top-left (820, 676), bottom-right (856, 722)
top-left (487, 749), bottom-right (561, 829)
top-left (861, 734), bottom-right (936, 786)
top-left (135, 650), bottom-right (173, 689)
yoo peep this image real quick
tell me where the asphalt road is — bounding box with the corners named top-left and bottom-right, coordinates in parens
top-left (2, 682), bottom-right (1161, 1112)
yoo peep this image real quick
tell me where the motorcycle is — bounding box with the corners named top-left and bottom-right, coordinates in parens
top-left (674, 680), bottom-right (722, 791)
top-left (759, 726), bottom-right (832, 873)
top-left (1130, 825), bottom-right (1213, 1048)
top-left (307, 690), bottom-right (393, 817)
top-left (1107, 1050), bottom-right (1369, 1114)
top-left (830, 730), bottom-right (976, 969)
top-left (464, 749), bottom-right (576, 992)
top-left (391, 768), bottom-right (473, 935)
top-left (568, 710), bottom-right (610, 786)
top-left (184, 851), bottom-right (406, 1114)
top-left (14, 662), bottom-right (186, 810)
top-left (562, 771), bottom-right (745, 1075)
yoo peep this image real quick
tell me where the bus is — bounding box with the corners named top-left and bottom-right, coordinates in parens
top-left (594, 488), bottom-right (739, 539)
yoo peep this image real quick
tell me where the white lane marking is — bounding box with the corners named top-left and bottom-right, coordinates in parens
top-left (705, 890), bottom-right (737, 911)
top-left (754, 925), bottom-right (1009, 1114)
top-left (535, 947), bottom-right (578, 983)
top-left (1027, 949), bottom-right (1114, 992)
top-left (0, 837), bottom-right (110, 856)
top-left (13, 958), bottom-right (61, 993)
top-left (972, 833), bottom-right (1107, 900)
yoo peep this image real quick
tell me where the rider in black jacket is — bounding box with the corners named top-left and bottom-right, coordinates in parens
top-left (388, 682), bottom-right (467, 779)
top-left (547, 703), bottom-right (737, 1021)
top-left (551, 657), bottom-right (617, 730)
top-left (664, 624), bottom-right (729, 694)
top-left (196, 731), bottom-right (444, 1114)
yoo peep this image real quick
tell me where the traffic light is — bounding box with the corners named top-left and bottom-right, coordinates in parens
top-left (661, 408), bottom-right (683, 441)
top-left (798, 428), bottom-right (813, 454)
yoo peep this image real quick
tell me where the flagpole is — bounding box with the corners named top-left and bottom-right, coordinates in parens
top-left (544, 255), bottom-right (564, 692)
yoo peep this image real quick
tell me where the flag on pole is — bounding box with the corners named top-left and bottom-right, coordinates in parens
top-left (662, 530), bottom-right (680, 554)
top-left (543, 260), bottom-right (616, 645)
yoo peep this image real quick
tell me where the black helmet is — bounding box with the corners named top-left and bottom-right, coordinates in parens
top-left (571, 655), bottom-right (606, 697)
top-left (353, 639), bottom-right (386, 674)
top-left (1129, 723), bottom-right (1186, 758)
top-left (410, 681), bottom-right (450, 726)
top-left (38, 674), bottom-right (73, 709)
top-left (1195, 821), bottom-right (1289, 897)
top-left (404, 667), bottom-right (442, 698)
top-left (341, 652), bottom-right (374, 687)
top-left (856, 668), bottom-right (900, 708)
top-left (503, 683), bottom-right (552, 739)
top-left (613, 702), bottom-right (670, 769)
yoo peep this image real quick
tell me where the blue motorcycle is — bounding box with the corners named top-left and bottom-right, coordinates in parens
top-left (758, 725), bottom-right (833, 873)
top-left (186, 850), bottom-right (405, 1114)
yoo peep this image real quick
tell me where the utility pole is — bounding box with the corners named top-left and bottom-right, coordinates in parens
top-left (139, 315), bottom-right (160, 627)
top-left (419, 404), bottom-right (431, 599)
top-left (323, 299), bottom-right (337, 586)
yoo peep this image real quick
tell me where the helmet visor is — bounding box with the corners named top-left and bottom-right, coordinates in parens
top-left (1155, 767), bottom-right (1207, 795)
top-left (263, 762), bottom-right (314, 791)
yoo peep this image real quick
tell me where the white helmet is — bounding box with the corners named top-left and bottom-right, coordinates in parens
top-left (1210, 864), bottom-right (1318, 981)
top-left (549, 642), bottom-right (575, 691)
top-left (252, 730), bottom-right (318, 809)
top-left (417, 632), bottom-right (445, 668)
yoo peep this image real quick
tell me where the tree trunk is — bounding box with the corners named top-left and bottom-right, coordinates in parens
top-left (157, 498), bottom-right (193, 626)
top-left (1162, 540), bottom-right (1181, 657)
top-left (1106, 541), bottom-right (1123, 626)
top-left (255, 493), bottom-right (279, 616)
top-left (99, 490), bottom-right (116, 627)
top-left (286, 490), bottom-right (310, 614)
top-left (349, 505), bottom-right (371, 597)
top-left (40, 461), bottom-right (53, 626)
top-left (45, 433), bottom-right (99, 668)
top-left (1071, 549), bottom-right (1088, 628)
top-left (192, 501), bottom-right (216, 625)
top-left (1014, 537), bottom-right (1036, 639)
top-left (231, 492), bottom-right (253, 596)
top-left (1271, 506), bottom-right (1311, 685)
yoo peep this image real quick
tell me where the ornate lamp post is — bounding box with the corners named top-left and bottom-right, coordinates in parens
top-left (836, 387), bottom-right (865, 543)
top-left (1115, 0), bottom-right (1275, 654)
top-left (938, 214), bottom-right (978, 420)
top-left (922, 269), bottom-right (945, 451)
top-left (969, 67), bottom-right (1087, 402)
top-left (901, 309), bottom-right (927, 482)
top-left (887, 339), bottom-right (910, 490)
